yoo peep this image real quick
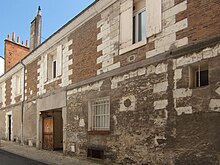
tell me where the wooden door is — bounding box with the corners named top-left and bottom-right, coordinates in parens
top-left (43, 117), bottom-right (53, 150)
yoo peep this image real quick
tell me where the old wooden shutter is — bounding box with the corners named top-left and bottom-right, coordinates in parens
top-left (44, 54), bottom-right (48, 82)
top-left (56, 45), bottom-right (63, 76)
top-left (146, 0), bottom-right (162, 38)
top-left (120, 0), bottom-right (133, 49)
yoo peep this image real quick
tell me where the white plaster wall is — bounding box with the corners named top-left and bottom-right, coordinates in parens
top-left (0, 57), bottom-right (4, 76)
top-left (1, 82), bottom-right (6, 107)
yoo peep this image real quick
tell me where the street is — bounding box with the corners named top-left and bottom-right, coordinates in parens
top-left (0, 149), bottom-right (47, 165)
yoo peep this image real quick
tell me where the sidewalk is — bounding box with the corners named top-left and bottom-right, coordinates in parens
top-left (0, 140), bottom-right (103, 165)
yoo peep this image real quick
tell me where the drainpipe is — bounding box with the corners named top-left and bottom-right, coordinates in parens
top-left (20, 60), bottom-right (26, 144)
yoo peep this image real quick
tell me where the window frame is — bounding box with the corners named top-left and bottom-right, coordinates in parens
top-left (88, 97), bottom-right (110, 132)
top-left (189, 63), bottom-right (209, 88)
top-left (16, 74), bottom-right (21, 96)
top-left (52, 59), bottom-right (57, 79)
top-left (133, 8), bottom-right (146, 44)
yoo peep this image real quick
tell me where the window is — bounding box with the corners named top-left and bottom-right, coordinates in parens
top-left (44, 45), bottom-right (62, 82)
top-left (87, 148), bottom-right (104, 159)
top-left (133, 9), bottom-right (146, 44)
top-left (47, 53), bottom-right (57, 80)
top-left (52, 60), bottom-right (57, 79)
top-left (189, 63), bottom-right (209, 88)
top-left (89, 97), bottom-right (110, 131)
top-left (16, 74), bottom-right (21, 95)
top-left (119, 0), bottom-right (161, 52)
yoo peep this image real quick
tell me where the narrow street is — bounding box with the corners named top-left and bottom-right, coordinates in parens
top-left (0, 140), bottom-right (101, 165)
top-left (0, 149), bottom-right (47, 165)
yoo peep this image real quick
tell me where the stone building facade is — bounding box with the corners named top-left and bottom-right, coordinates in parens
top-left (0, 0), bottom-right (220, 164)
top-left (0, 57), bottom-right (4, 76)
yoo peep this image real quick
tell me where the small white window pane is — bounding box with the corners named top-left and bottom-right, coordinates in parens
top-left (141, 11), bottom-right (146, 40)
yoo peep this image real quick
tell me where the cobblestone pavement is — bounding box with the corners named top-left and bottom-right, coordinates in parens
top-left (0, 140), bottom-right (103, 165)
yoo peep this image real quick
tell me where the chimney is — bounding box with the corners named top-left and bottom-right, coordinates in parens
top-left (4, 33), bottom-right (29, 72)
top-left (30, 6), bottom-right (42, 51)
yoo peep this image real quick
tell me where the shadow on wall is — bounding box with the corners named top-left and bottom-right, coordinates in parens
top-left (168, 112), bottom-right (220, 165)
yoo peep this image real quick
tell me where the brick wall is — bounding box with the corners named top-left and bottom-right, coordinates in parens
top-left (115, 42), bottom-right (155, 67)
top-left (68, 14), bottom-right (102, 83)
top-left (26, 58), bottom-right (40, 100)
top-left (4, 40), bottom-right (29, 72)
top-left (5, 77), bottom-right (12, 106)
top-left (44, 79), bottom-right (62, 93)
top-left (176, 0), bottom-right (220, 42)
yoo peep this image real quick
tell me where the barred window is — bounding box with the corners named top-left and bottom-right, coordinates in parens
top-left (90, 97), bottom-right (110, 131)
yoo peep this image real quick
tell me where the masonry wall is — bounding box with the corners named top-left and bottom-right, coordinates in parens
top-left (4, 40), bottom-right (29, 72)
top-left (65, 42), bottom-right (220, 164)
top-left (176, 0), bottom-right (220, 43)
top-left (23, 101), bottom-right (37, 146)
top-left (0, 0), bottom-right (219, 164)
top-left (0, 105), bottom-right (21, 142)
top-left (68, 14), bottom-right (102, 83)
top-left (26, 58), bottom-right (40, 100)
top-left (0, 111), bottom-right (6, 139)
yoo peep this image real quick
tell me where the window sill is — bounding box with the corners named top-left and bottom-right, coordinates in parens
top-left (44, 76), bottom-right (61, 85)
top-left (88, 131), bottom-right (111, 135)
top-left (190, 85), bottom-right (209, 90)
top-left (119, 39), bottom-right (146, 55)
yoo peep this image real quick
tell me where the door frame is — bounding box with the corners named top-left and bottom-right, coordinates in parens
top-left (8, 115), bottom-right (12, 141)
top-left (5, 111), bottom-right (13, 141)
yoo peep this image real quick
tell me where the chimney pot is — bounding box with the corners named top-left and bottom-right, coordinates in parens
top-left (12, 32), bottom-right (15, 41)
top-left (7, 34), bottom-right (10, 40)
top-left (26, 40), bottom-right (28, 47)
top-left (38, 6), bottom-right (41, 16)
top-left (17, 37), bottom-right (20, 43)
top-left (22, 41), bottom-right (24, 45)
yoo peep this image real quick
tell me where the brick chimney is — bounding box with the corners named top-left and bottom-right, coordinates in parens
top-left (4, 33), bottom-right (29, 72)
top-left (30, 6), bottom-right (42, 51)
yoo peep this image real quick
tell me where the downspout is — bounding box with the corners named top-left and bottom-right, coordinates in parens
top-left (20, 59), bottom-right (26, 144)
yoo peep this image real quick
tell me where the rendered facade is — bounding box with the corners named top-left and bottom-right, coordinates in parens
top-left (0, 57), bottom-right (4, 76)
top-left (0, 0), bottom-right (220, 164)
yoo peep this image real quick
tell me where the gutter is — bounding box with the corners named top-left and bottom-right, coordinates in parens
top-left (20, 59), bottom-right (26, 144)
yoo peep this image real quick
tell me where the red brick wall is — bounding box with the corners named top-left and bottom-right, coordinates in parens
top-left (115, 42), bottom-right (155, 67)
top-left (26, 58), bottom-right (40, 100)
top-left (176, 0), bottom-right (220, 42)
top-left (44, 79), bottom-right (62, 93)
top-left (4, 40), bottom-right (29, 72)
top-left (5, 77), bottom-right (12, 106)
top-left (68, 14), bottom-right (102, 83)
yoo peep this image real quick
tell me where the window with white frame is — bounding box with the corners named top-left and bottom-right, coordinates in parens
top-left (44, 45), bottom-right (63, 82)
top-left (89, 97), bottom-right (110, 131)
top-left (47, 52), bottom-right (57, 80)
top-left (16, 74), bottom-right (21, 95)
top-left (133, 1), bottom-right (146, 44)
top-left (119, 0), bottom-right (162, 51)
top-left (189, 63), bottom-right (209, 88)
top-left (52, 59), bottom-right (57, 79)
